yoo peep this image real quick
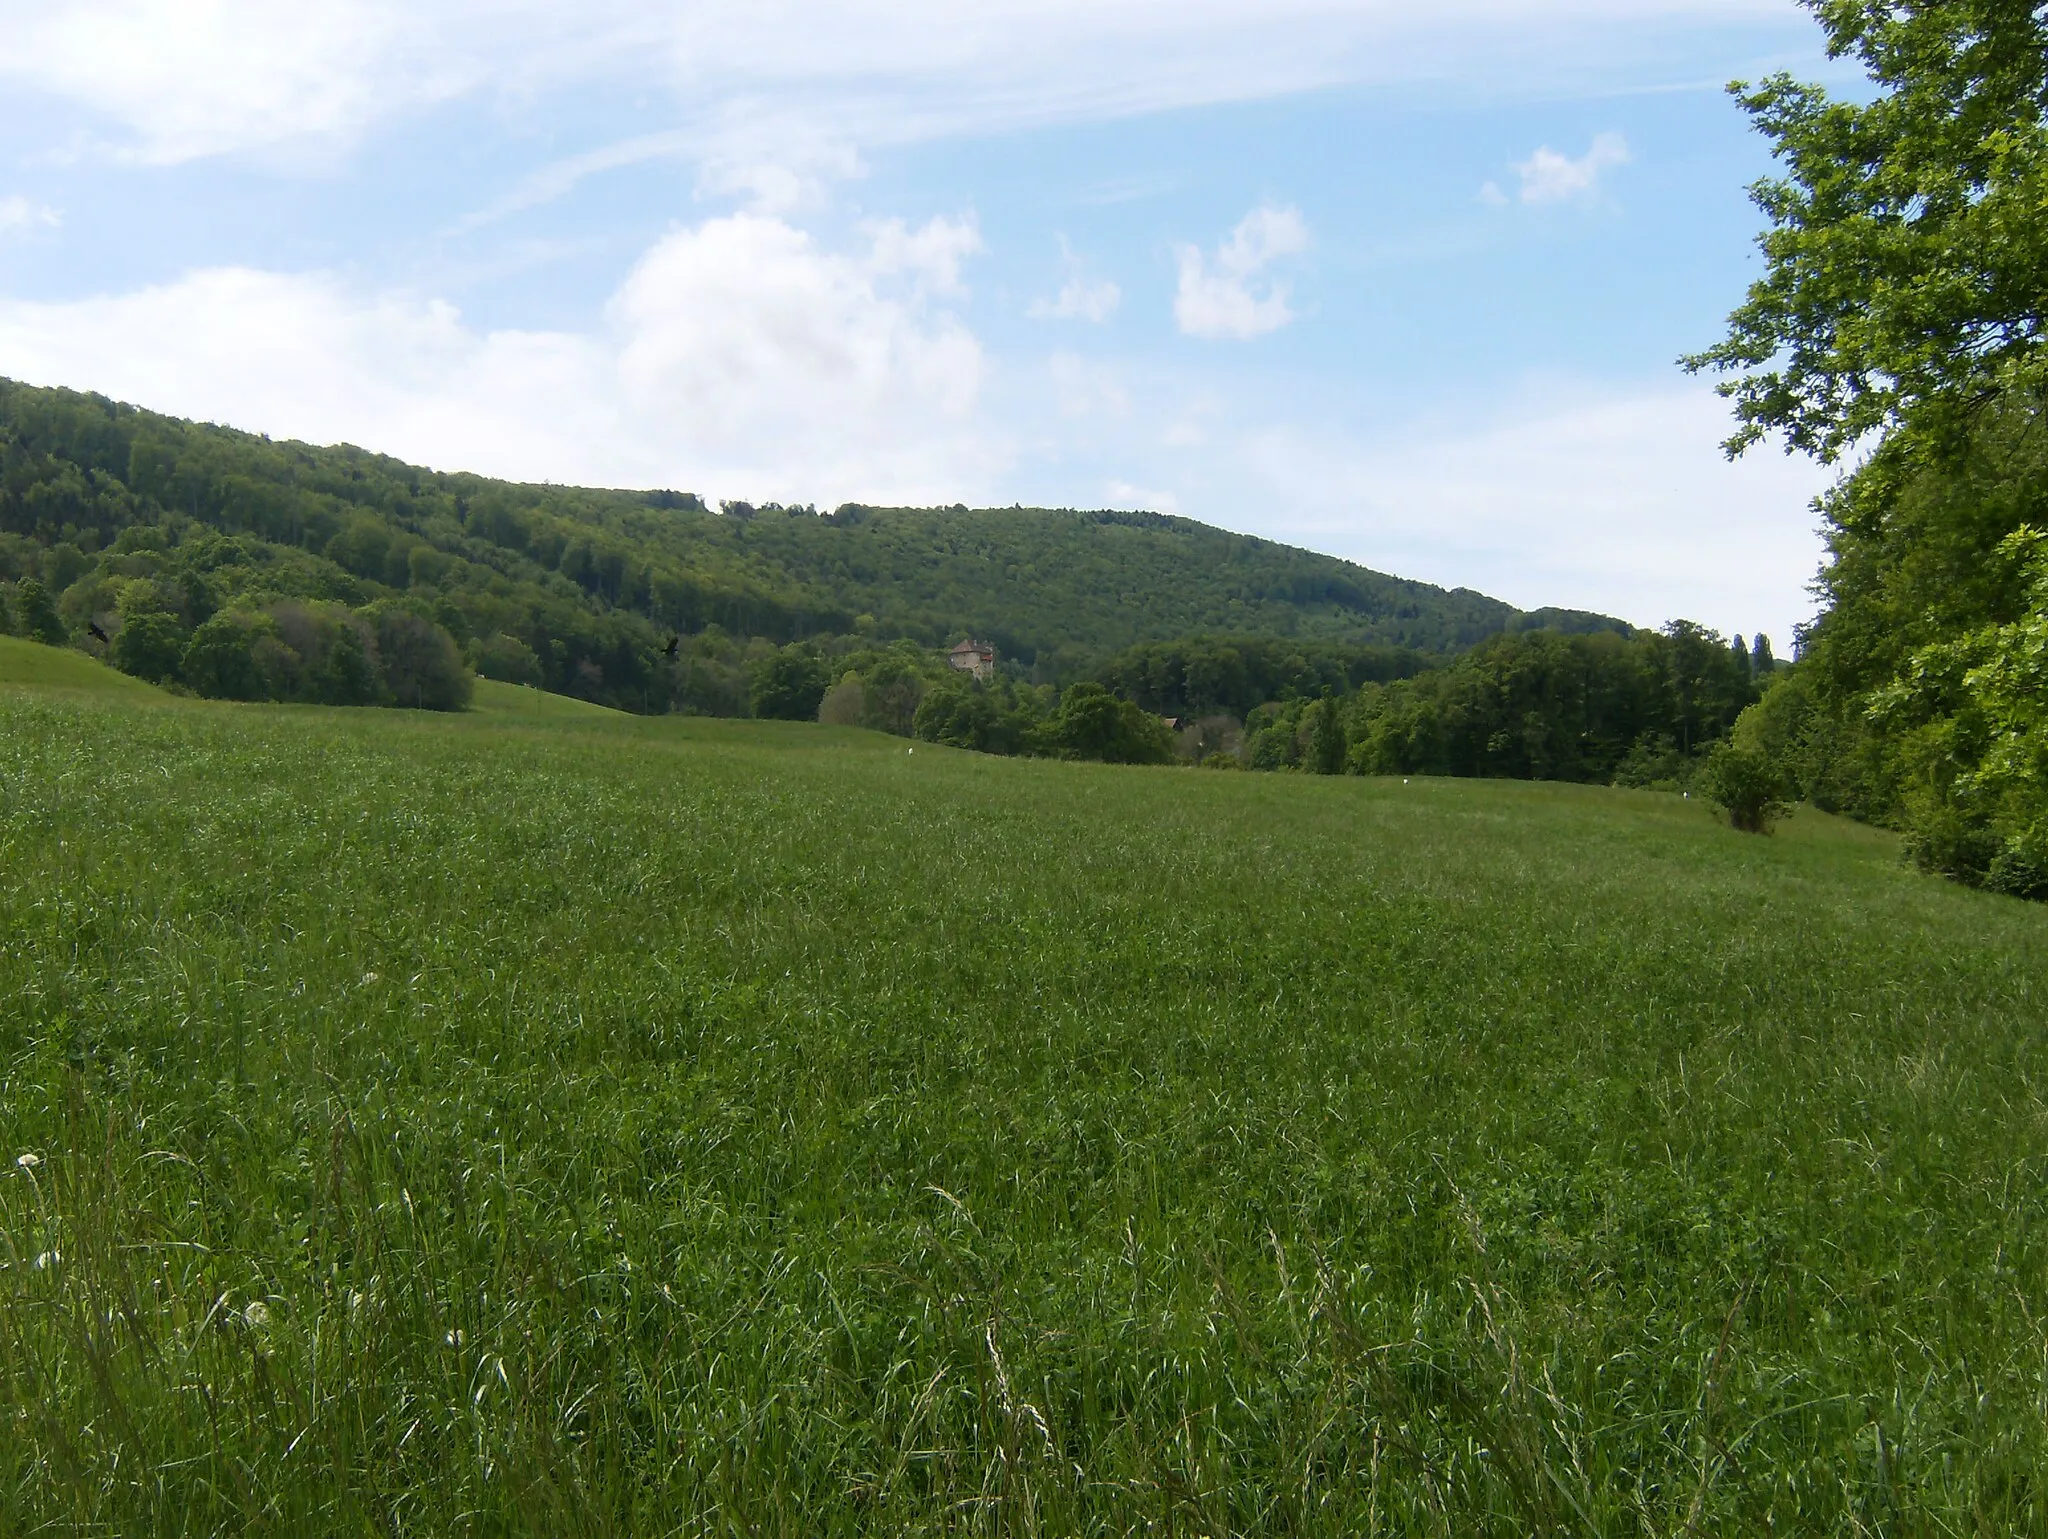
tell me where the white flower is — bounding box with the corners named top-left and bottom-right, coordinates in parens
top-left (244, 1301), bottom-right (270, 1328)
top-left (15, 1153), bottom-right (40, 1169)
top-left (35, 1250), bottom-right (59, 1269)
top-left (361, 971), bottom-right (380, 985)
top-left (445, 1329), bottom-right (465, 1348)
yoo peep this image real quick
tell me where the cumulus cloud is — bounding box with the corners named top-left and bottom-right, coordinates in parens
top-left (0, 213), bottom-right (1002, 504)
top-left (1030, 239), bottom-right (1121, 324)
top-left (0, 0), bottom-right (1802, 166)
top-left (1508, 132), bottom-right (1631, 204)
top-left (1175, 205), bottom-right (1311, 341)
top-left (0, 197), bottom-right (60, 236)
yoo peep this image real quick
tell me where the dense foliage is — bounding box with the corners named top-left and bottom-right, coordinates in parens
top-left (0, 378), bottom-right (1618, 719)
top-left (1691, 0), bottom-right (2048, 890)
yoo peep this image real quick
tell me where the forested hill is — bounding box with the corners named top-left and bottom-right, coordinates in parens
top-left (0, 378), bottom-right (1619, 700)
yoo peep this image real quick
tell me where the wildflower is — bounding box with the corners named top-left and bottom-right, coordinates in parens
top-left (445, 1328), bottom-right (465, 1348)
top-left (244, 1301), bottom-right (270, 1329)
top-left (15, 1152), bottom-right (39, 1169)
top-left (35, 1250), bottom-right (60, 1269)
top-left (361, 971), bottom-right (380, 985)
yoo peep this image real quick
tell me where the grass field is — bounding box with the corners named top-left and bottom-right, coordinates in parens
top-left (4, 635), bottom-right (2047, 1535)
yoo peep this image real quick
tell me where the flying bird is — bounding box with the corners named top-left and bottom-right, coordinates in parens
top-left (87, 620), bottom-right (110, 644)
top-left (663, 635), bottom-right (680, 660)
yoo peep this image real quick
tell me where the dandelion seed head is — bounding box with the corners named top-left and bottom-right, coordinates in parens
top-left (16, 1152), bottom-right (40, 1169)
top-left (244, 1301), bottom-right (270, 1328)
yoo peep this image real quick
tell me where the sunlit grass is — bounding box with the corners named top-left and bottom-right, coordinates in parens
top-left (3, 640), bottom-right (2046, 1534)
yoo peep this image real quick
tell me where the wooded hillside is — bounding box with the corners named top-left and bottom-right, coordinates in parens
top-left (0, 378), bottom-right (1620, 710)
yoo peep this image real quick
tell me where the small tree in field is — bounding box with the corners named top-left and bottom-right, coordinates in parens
top-left (1700, 740), bottom-right (1792, 834)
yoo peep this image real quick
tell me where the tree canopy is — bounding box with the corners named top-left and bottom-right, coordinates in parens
top-left (1689, 0), bottom-right (2048, 461)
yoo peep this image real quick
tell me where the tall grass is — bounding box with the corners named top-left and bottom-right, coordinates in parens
top-left (3, 647), bottom-right (2047, 1533)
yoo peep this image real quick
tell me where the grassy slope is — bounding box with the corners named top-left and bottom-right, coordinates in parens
top-left (2, 673), bottom-right (2046, 1534)
top-left (0, 634), bottom-right (164, 698)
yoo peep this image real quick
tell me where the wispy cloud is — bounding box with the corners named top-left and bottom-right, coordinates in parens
top-left (1174, 205), bottom-right (1310, 341)
top-left (0, 1), bottom-right (1806, 167)
top-left (1030, 239), bottom-right (1120, 324)
top-left (0, 196), bottom-right (61, 236)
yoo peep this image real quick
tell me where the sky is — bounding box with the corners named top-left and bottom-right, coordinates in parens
top-left (0, 0), bottom-right (1853, 644)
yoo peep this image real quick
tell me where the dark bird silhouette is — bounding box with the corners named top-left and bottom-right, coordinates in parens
top-left (663, 635), bottom-right (680, 660)
top-left (88, 620), bottom-right (110, 645)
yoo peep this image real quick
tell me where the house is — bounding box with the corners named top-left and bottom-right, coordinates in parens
top-left (947, 639), bottom-right (997, 682)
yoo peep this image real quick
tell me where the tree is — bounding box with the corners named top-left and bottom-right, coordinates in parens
top-left (14, 579), bottom-right (65, 646)
top-left (749, 644), bottom-right (830, 721)
top-left (817, 674), bottom-right (867, 727)
top-left (1041, 683), bottom-right (1174, 765)
top-left (472, 633), bottom-right (544, 689)
top-left (1752, 633), bottom-right (1775, 673)
top-left (1687, 2), bottom-right (2048, 462)
top-left (181, 614), bottom-right (264, 700)
top-left (373, 608), bottom-right (471, 712)
top-left (110, 612), bottom-right (187, 684)
top-left (319, 623), bottom-right (380, 706)
top-left (1309, 696), bottom-right (1347, 775)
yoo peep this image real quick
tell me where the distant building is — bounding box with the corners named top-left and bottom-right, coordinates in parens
top-left (948, 639), bottom-right (997, 682)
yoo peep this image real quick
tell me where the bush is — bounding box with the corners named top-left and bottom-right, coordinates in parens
top-left (373, 608), bottom-right (472, 712)
top-left (750, 645), bottom-right (830, 721)
top-left (1699, 741), bottom-right (1792, 834)
top-left (817, 676), bottom-right (866, 727)
top-left (1611, 733), bottom-right (1694, 792)
top-left (181, 614), bottom-right (268, 701)
top-left (1041, 683), bottom-right (1174, 765)
top-left (472, 633), bottom-right (544, 688)
top-left (110, 612), bottom-right (188, 684)
top-left (14, 579), bottom-right (65, 646)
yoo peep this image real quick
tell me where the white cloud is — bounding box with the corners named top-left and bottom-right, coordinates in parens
top-left (1175, 205), bottom-right (1311, 341)
top-left (1030, 239), bottom-right (1121, 323)
top-left (1105, 480), bottom-right (1180, 515)
top-left (1229, 383), bottom-right (1834, 641)
top-left (1511, 132), bottom-right (1631, 204)
top-left (0, 213), bottom-right (1002, 505)
top-left (0, 1), bottom-right (1805, 167)
top-left (0, 197), bottom-right (61, 236)
top-left (862, 214), bottom-right (983, 296)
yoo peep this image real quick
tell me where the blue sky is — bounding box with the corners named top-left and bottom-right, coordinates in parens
top-left (0, 0), bottom-right (1849, 643)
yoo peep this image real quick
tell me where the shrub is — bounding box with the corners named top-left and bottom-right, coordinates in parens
top-left (181, 614), bottom-right (268, 701)
top-left (1041, 683), bottom-right (1174, 765)
top-left (472, 633), bottom-right (544, 689)
top-left (750, 645), bottom-right (830, 721)
top-left (15, 579), bottom-right (65, 646)
top-left (110, 612), bottom-right (188, 684)
top-left (817, 675), bottom-right (866, 727)
top-left (373, 608), bottom-right (472, 712)
top-left (1699, 741), bottom-right (1792, 834)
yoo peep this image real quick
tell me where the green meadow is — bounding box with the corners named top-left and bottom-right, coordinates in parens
top-left (3, 634), bottom-right (2047, 1535)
